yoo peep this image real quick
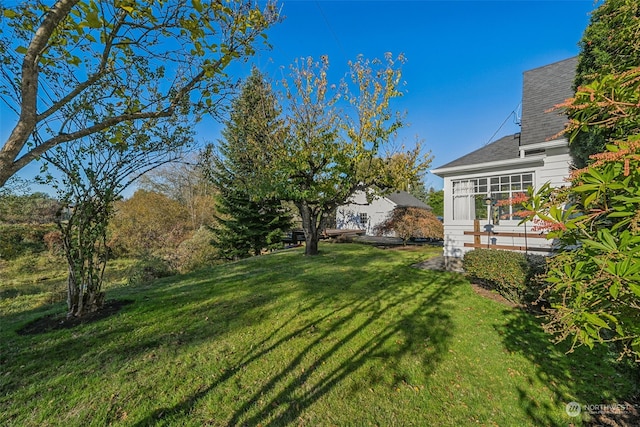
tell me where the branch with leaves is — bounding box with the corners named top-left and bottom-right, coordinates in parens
top-left (266, 54), bottom-right (430, 255)
top-left (0, 0), bottom-right (280, 186)
top-left (513, 68), bottom-right (640, 361)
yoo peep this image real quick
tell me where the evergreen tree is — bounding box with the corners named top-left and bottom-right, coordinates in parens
top-left (213, 184), bottom-right (291, 259)
top-left (205, 68), bottom-right (291, 259)
top-left (570, 0), bottom-right (640, 167)
top-left (424, 188), bottom-right (444, 218)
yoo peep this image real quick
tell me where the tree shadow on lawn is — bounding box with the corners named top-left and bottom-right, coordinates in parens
top-left (497, 309), bottom-right (639, 426)
top-left (134, 266), bottom-right (460, 426)
top-left (3, 246), bottom-right (456, 425)
top-left (1, 269), bottom-right (297, 399)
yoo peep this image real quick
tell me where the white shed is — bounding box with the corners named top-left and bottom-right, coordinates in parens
top-left (336, 189), bottom-right (430, 236)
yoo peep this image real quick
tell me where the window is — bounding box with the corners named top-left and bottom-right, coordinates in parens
top-left (359, 212), bottom-right (368, 225)
top-left (452, 173), bottom-right (534, 220)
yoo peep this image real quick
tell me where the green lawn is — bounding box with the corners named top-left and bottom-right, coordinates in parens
top-left (0, 244), bottom-right (635, 426)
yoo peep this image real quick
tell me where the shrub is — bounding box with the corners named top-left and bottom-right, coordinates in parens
top-left (0, 224), bottom-right (57, 259)
top-left (172, 226), bottom-right (220, 273)
top-left (463, 249), bottom-right (547, 306)
top-left (43, 230), bottom-right (64, 255)
top-left (108, 190), bottom-right (190, 257)
top-left (373, 207), bottom-right (443, 244)
top-left (126, 256), bottom-right (175, 286)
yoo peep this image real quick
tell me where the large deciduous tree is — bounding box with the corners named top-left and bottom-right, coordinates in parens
top-left (569, 0), bottom-right (640, 167)
top-left (204, 68), bottom-right (292, 259)
top-left (270, 55), bottom-right (429, 255)
top-left (0, 0), bottom-right (279, 187)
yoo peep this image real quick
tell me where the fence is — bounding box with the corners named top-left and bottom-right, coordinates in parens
top-left (463, 219), bottom-right (552, 253)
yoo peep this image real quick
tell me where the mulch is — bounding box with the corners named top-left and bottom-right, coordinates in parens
top-left (16, 299), bottom-right (134, 336)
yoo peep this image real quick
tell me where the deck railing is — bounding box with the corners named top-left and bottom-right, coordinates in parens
top-left (463, 219), bottom-right (552, 253)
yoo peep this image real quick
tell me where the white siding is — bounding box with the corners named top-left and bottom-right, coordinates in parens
top-left (439, 143), bottom-right (570, 258)
top-left (539, 148), bottom-right (572, 187)
top-left (336, 190), bottom-right (397, 235)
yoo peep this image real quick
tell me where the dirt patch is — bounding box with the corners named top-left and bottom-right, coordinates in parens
top-left (469, 283), bottom-right (518, 308)
top-left (17, 299), bottom-right (134, 336)
top-left (583, 400), bottom-right (640, 427)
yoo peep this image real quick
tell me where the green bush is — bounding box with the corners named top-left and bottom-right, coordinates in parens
top-left (126, 256), bottom-right (175, 286)
top-left (0, 224), bottom-right (57, 260)
top-left (462, 249), bottom-right (547, 306)
top-left (172, 226), bottom-right (220, 273)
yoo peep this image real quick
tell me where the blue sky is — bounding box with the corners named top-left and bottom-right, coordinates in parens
top-left (4, 0), bottom-right (595, 194)
top-left (244, 0), bottom-right (595, 190)
top-left (228, 0), bottom-right (593, 191)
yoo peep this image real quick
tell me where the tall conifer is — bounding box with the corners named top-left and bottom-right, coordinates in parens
top-left (207, 68), bottom-right (292, 259)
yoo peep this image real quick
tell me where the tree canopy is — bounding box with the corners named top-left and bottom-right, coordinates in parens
top-left (0, 0), bottom-right (279, 186)
top-left (570, 0), bottom-right (640, 166)
top-left (264, 54), bottom-right (430, 255)
top-left (204, 68), bottom-right (292, 259)
top-left (110, 189), bottom-right (190, 258)
top-left (0, 191), bottom-right (60, 224)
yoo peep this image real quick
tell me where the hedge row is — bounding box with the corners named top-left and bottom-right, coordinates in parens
top-left (462, 248), bottom-right (547, 306)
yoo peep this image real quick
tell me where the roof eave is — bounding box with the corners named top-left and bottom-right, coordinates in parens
top-left (431, 155), bottom-right (545, 177)
top-left (519, 137), bottom-right (568, 153)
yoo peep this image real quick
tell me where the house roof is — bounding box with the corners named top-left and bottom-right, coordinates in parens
top-left (386, 191), bottom-right (431, 209)
top-left (432, 57), bottom-right (577, 175)
top-left (432, 133), bottom-right (521, 171)
top-left (520, 57), bottom-right (577, 146)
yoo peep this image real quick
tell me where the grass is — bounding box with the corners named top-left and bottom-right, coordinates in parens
top-left (0, 253), bottom-right (134, 318)
top-left (0, 243), bottom-right (636, 426)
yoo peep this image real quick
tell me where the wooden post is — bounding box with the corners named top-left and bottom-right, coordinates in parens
top-left (473, 219), bottom-right (480, 247)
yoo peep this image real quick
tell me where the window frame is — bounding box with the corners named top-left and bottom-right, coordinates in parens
top-left (452, 172), bottom-right (534, 221)
top-left (358, 212), bottom-right (368, 226)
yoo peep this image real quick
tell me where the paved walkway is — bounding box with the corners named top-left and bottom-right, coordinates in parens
top-left (412, 256), bottom-right (464, 273)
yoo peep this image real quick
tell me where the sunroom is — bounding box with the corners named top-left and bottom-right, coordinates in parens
top-left (432, 57), bottom-right (577, 258)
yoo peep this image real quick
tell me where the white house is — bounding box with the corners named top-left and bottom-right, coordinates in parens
top-left (336, 189), bottom-right (430, 235)
top-left (431, 57), bottom-right (576, 258)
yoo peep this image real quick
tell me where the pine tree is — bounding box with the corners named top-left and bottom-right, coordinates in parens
top-left (206, 68), bottom-right (291, 259)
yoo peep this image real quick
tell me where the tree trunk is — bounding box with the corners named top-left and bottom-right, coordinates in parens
top-left (66, 266), bottom-right (80, 318)
top-left (304, 228), bottom-right (319, 255)
top-left (297, 202), bottom-right (321, 256)
top-left (58, 202), bottom-right (109, 317)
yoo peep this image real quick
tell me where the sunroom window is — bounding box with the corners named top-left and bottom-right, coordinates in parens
top-left (452, 173), bottom-right (533, 220)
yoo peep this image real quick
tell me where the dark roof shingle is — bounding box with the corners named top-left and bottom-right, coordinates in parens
top-left (386, 191), bottom-right (430, 209)
top-left (433, 133), bottom-right (521, 170)
top-left (520, 57), bottom-right (577, 146)
top-left (433, 57), bottom-right (577, 173)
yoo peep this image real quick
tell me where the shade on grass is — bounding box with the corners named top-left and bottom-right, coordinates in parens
top-left (0, 244), bottom-right (635, 426)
